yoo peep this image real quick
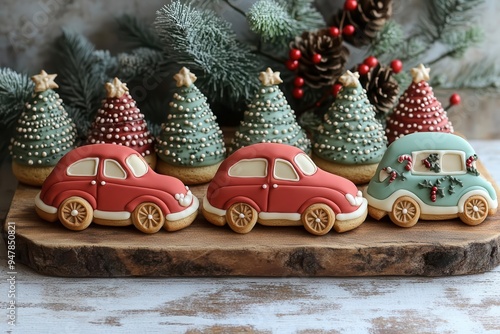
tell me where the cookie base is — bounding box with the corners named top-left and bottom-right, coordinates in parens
top-left (156, 160), bottom-right (221, 185)
top-left (12, 161), bottom-right (54, 187)
top-left (143, 153), bottom-right (157, 170)
top-left (312, 154), bottom-right (378, 185)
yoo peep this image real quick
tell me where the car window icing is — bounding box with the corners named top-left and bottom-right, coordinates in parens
top-left (294, 153), bottom-right (317, 176)
top-left (126, 154), bottom-right (148, 177)
top-left (274, 159), bottom-right (299, 181)
top-left (103, 159), bottom-right (127, 179)
top-left (67, 158), bottom-right (98, 176)
top-left (228, 159), bottom-right (268, 178)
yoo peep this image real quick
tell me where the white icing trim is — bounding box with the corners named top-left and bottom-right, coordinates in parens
top-left (273, 159), bottom-right (299, 181)
top-left (166, 196), bottom-right (199, 221)
top-left (35, 192), bottom-right (57, 214)
top-left (366, 188), bottom-right (497, 216)
top-left (202, 196), bottom-right (226, 216)
top-left (94, 210), bottom-right (130, 220)
top-left (337, 198), bottom-right (368, 221)
top-left (259, 212), bottom-right (301, 221)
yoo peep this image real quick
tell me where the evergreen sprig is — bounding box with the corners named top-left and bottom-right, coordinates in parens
top-left (247, 0), bottom-right (324, 48)
top-left (247, 0), bottom-right (294, 46)
top-left (371, 21), bottom-right (404, 61)
top-left (154, 1), bottom-right (261, 109)
top-left (116, 14), bottom-right (163, 51)
top-left (53, 30), bottom-right (116, 140)
top-left (116, 48), bottom-right (164, 82)
top-left (0, 68), bottom-right (34, 156)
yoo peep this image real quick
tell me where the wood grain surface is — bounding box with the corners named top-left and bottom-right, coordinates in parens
top-left (4, 161), bottom-right (500, 277)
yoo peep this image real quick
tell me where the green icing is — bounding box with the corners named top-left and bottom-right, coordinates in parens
top-left (9, 89), bottom-right (76, 167)
top-left (231, 84), bottom-right (311, 153)
top-left (155, 84), bottom-right (226, 167)
top-left (313, 84), bottom-right (387, 165)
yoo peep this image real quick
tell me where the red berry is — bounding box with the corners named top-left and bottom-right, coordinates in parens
top-left (449, 93), bottom-right (461, 106)
top-left (293, 76), bottom-right (305, 87)
top-left (432, 186), bottom-right (437, 191)
top-left (390, 59), bottom-right (403, 74)
top-left (289, 48), bottom-right (301, 61)
top-left (431, 195), bottom-right (437, 202)
top-left (286, 59), bottom-right (299, 71)
top-left (344, 0), bottom-right (358, 11)
top-left (329, 26), bottom-right (340, 37)
top-left (364, 56), bottom-right (378, 68)
top-left (358, 64), bottom-right (370, 76)
top-left (292, 88), bottom-right (304, 99)
top-left (312, 53), bottom-right (322, 64)
top-left (331, 83), bottom-right (343, 97)
top-left (342, 25), bottom-right (355, 36)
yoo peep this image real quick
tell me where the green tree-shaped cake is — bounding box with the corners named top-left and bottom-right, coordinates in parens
top-left (10, 70), bottom-right (76, 186)
top-left (313, 70), bottom-right (387, 184)
top-left (156, 67), bottom-right (226, 184)
top-left (231, 68), bottom-right (311, 153)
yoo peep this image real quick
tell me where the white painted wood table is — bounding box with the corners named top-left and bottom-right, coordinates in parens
top-left (2, 140), bottom-right (500, 333)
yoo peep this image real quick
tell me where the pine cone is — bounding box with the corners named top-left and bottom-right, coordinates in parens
top-left (358, 64), bottom-right (399, 118)
top-left (332, 0), bottom-right (393, 47)
top-left (290, 29), bottom-right (349, 89)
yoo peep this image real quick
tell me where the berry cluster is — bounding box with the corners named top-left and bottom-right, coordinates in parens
top-left (430, 186), bottom-right (438, 202)
top-left (466, 154), bottom-right (479, 175)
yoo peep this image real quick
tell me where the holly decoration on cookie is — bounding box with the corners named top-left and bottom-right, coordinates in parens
top-left (419, 177), bottom-right (463, 202)
top-left (231, 67), bottom-right (311, 153)
top-left (10, 70), bottom-right (76, 167)
top-left (155, 67), bottom-right (226, 167)
top-left (88, 77), bottom-right (155, 160)
top-left (386, 64), bottom-right (454, 144)
top-left (313, 70), bottom-right (387, 165)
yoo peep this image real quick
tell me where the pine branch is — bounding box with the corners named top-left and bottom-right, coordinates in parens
top-left (154, 1), bottom-right (261, 109)
top-left (53, 30), bottom-right (116, 139)
top-left (432, 58), bottom-right (500, 89)
top-left (247, 0), bottom-right (294, 46)
top-left (0, 68), bottom-right (34, 156)
top-left (116, 48), bottom-right (164, 82)
top-left (282, 0), bottom-right (325, 32)
top-left (370, 21), bottom-right (404, 61)
top-left (116, 14), bottom-right (163, 51)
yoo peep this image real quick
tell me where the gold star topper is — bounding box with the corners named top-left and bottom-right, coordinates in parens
top-left (31, 70), bottom-right (59, 93)
top-left (338, 70), bottom-right (360, 88)
top-left (259, 67), bottom-right (283, 86)
top-left (105, 78), bottom-right (129, 98)
top-left (410, 64), bottom-right (431, 83)
top-left (174, 67), bottom-right (197, 87)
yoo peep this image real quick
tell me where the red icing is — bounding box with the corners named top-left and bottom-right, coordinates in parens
top-left (206, 143), bottom-right (362, 216)
top-left (87, 93), bottom-right (154, 156)
top-left (39, 144), bottom-right (192, 219)
top-left (386, 80), bottom-right (453, 144)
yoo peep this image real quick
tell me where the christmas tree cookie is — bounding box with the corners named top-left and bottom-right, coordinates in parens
top-left (9, 70), bottom-right (76, 186)
top-left (386, 64), bottom-right (454, 144)
top-left (313, 70), bottom-right (387, 184)
top-left (155, 67), bottom-right (226, 185)
top-left (87, 77), bottom-right (156, 167)
top-left (231, 68), bottom-right (311, 153)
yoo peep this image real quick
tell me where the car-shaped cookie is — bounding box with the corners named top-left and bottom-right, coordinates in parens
top-left (365, 132), bottom-right (498, 227)
top-left (35, 144), bottom-right (199, 233)
top-left (201, 143), bottom-right (367, 235)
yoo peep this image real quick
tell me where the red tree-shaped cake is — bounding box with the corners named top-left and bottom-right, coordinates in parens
top-left (386, 64), bottom-right (453, 144)
top-left (87, 78), bottom-right (156, 167)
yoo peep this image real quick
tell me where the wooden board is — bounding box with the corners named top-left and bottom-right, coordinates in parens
top-left (3, 161), bottom-right (500, 277)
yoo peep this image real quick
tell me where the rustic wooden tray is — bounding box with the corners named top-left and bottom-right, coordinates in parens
top-left (3, 160), bottom-right (500, 277)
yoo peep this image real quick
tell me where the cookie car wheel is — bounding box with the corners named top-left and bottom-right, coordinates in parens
top-left (459, 195), bottom-right (489, 226)
top-left (132, 202), bottom-right (165, 234)
top-left (58, 197), bottom-right (93, 231)
top-left (389, 196), bottom-right (420, 228)
top-left (226, 203), bottom-right (258, 234)
top-left (302, 204), bottom-right (335, 236)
